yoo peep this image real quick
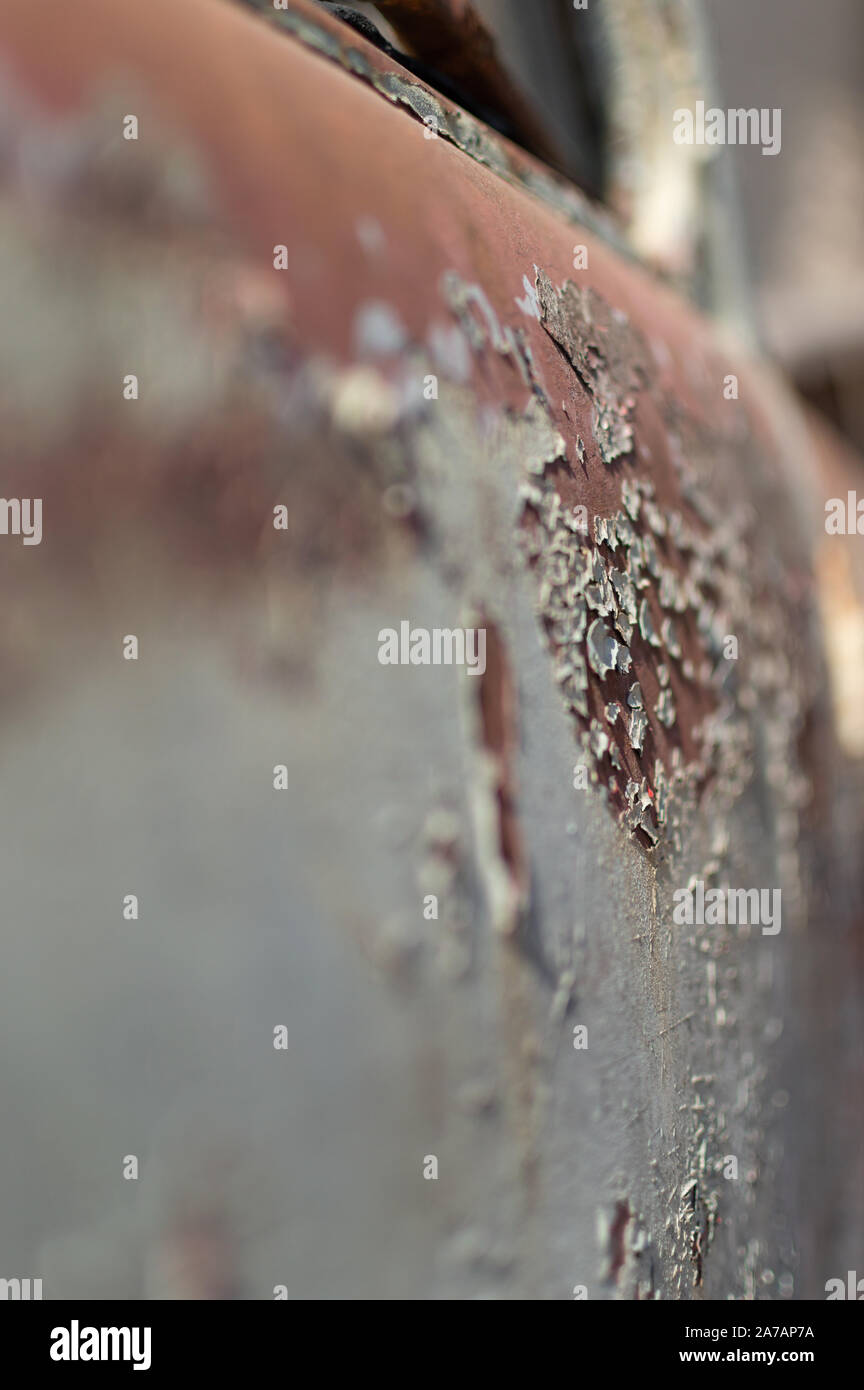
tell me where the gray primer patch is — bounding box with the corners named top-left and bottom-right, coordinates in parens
top-left (353, 301), bottom-right (408, 357)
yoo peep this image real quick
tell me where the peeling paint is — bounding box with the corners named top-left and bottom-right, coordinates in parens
top-left (535, 269), bottom-right (648, 466)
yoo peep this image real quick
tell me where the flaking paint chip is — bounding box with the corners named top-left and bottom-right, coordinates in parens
top-left (586, 618), bottom-right (620, 678)
top-left (628, 708), bottom-right (648, 752)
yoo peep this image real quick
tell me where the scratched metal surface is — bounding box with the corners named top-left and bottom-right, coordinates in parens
top-left (0, 0), bottom-right (862, 1299)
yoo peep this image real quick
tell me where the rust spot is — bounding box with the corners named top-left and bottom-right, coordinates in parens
top-left (476, 617), bottom-right (526, 918)
top-left (608, 1199), bottom-right (632, 1284)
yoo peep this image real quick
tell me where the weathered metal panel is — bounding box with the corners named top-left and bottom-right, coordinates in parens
top-left (0, 0), bottom-right (861, 1300)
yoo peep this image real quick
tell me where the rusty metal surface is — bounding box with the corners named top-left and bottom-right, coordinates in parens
top-left (370, 0), bottom-right (567, 171)
top-left (0, 0), bottom-right (861, 1301)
